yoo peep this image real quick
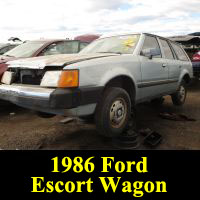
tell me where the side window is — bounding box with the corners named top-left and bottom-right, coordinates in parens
top-left (79, 42), bottom-right (88, 51)
top-left (60, 41), bottom-right (79, 54)
top-left (159, 39), bottom-right (174, 60)
top-left (141, 35), bottom-right (161, 58)
top-left (42, 43), bottom-right (60, 56)
top-left (171, 43), bottom-right (189, 61)
top-left (42, 41), bottom-right (79, 56)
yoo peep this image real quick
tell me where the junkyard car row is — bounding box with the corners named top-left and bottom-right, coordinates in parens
top-left (0, 33), bottom-right (193, 137)
top-left (0, 39), bottom-right (90, 77)
top-left (169, 33), bottom-right (200, 78)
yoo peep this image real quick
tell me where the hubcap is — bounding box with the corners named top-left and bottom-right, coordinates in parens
top-left (110, 98), bottom-right (127, 128)
top-left (179, 86), bottom-right (185, 102)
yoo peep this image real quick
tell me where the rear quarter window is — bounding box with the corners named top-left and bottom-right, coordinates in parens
top-left (171, 43), bottom-right (189, 61)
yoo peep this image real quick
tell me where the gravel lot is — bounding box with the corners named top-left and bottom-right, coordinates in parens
top-left (0, 82), bottom-right (200, 150)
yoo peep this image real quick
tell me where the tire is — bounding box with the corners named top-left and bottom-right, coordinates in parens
top-left (95, 87), bottom-right (132, 137)
top-left (171, 80), bottom-right (187, 106)
top-left (36, 111), bottom-right (56, 118)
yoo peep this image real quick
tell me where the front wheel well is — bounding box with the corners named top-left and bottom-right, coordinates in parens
top-left (103, 76), bottom-right (136, 104)
top-left (182, 74), bottom-right (191, 85)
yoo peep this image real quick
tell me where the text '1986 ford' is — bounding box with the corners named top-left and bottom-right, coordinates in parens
top-left (0, 33), bottom-right (193, 137)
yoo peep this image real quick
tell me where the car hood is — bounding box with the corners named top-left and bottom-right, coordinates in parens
top-left (7, 53), bottom-right (118, 69)
top-left (0, 56), bottom-right (16, 64)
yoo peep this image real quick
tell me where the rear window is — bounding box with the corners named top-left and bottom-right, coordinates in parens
top-left (171, 43), bottom-right (189, 61)
top-left (42, 41), bottom-right (80, 56)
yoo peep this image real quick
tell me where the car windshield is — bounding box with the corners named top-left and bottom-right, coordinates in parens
top-left (79, 34), bottom-right (140, 54)
top-left (4, 41), bottom-right (46, 58)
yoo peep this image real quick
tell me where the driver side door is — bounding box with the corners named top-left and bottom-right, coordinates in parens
top-left (138, 35), bottom-right (169, 100)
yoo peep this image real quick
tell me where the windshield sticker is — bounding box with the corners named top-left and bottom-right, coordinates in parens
top-left (122, 38), bottom-right (137, 48)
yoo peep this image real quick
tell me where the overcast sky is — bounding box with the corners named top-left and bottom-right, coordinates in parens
top-left (0, 0), bottom-right (200, 42)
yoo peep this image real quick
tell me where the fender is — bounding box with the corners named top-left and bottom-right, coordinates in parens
top-left (99, 67), bottom-right (138, 95)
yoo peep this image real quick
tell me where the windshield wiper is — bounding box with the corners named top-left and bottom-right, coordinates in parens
top-left (97, 51), bottom-right (122, 55)
top-left (4, 54), bottom-right (14, 57)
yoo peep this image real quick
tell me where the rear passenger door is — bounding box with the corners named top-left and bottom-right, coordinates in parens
top-left (170, 42), bottom-right (190, 80)
top-left (158, 38), bottom-right (180, 92)
top-left (139, 35), bottom-right (169, 100)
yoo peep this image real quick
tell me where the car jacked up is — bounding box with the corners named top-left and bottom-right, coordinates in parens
top-left (0, 33), bottom-right (193, 137)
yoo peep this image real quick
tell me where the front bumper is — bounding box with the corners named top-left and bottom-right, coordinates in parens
top-left (0, 84), bottom-right (103, 115)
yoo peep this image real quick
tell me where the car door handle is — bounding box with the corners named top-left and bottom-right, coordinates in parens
top-left (179, 65), bottom-right (182, 68)
top-left (162, 64), bottom-right (167, 68)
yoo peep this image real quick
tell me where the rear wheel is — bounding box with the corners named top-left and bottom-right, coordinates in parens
top-left (171, 80), bottom-right (187, 106)
top-left (95, 87), bottom-right (132, 137)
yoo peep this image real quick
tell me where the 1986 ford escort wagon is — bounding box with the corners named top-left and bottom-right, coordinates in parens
top-left (0, 33), bottom-right (193, 137)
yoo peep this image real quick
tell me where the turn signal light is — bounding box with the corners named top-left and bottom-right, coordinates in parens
top-left (58, 70), bottom-right (79, 88)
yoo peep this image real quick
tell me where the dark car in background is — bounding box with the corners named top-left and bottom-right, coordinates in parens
top-left (192, 51), bottom-right (200, 77)
top-left (0, 43), bottom-right (18, 55)
top-left (169, 34), bottom-right (200, 78)
top-left (0, 39), bottom-right (88, 76)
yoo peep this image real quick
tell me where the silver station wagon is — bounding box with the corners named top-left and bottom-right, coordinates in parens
top-left (0, 33), bottom-right (193, 137)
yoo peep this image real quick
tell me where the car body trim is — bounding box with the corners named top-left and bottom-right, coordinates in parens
top-left (137, 79), bottom-right (178, 88)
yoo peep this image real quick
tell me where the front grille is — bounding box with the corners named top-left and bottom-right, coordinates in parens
top-left (9, 68), bottom-right (45, 85)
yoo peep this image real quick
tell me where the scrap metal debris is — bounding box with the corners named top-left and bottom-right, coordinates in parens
top-left (159, 112), bottom-right (196, 121)
top-left (59, 117), bottom-right (75, 124)
top-left (139, 128), bottom-right (162, 147)
top-left (9, 112), bottom-right (16, 116)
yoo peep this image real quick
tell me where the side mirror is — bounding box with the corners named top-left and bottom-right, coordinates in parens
top-left (141, 48), bottom-right (161, 59)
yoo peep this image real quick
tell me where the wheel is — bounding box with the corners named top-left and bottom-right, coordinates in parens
top-left (36, 111), bottom-right (56, 118)
top-left (95, 87), bottom-right (131, 137)
top-left (151, 97), bottom-right (165, 106)
top-left (171, 80), bottom-right (187, 106)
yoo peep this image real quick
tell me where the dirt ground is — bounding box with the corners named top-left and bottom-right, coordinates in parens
top-left (0, 81), bottom-right (200, 150)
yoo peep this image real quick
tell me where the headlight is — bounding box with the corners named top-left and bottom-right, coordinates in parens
top-left (40, 70), bottom-right (79, 88)
top-left (40, 71), bottom-right (62, 87)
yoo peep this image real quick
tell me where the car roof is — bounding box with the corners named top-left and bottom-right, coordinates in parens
top-left (99, 32), bottom-right (174, 42)
top-left (74, 34), bottom-right (100, 43)
top-left (24, 39), bottom-right (80, 43)
top-left (99, 33), bottom-right (142, 39)
top-left (142, 33), bottom-right (177, 43)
